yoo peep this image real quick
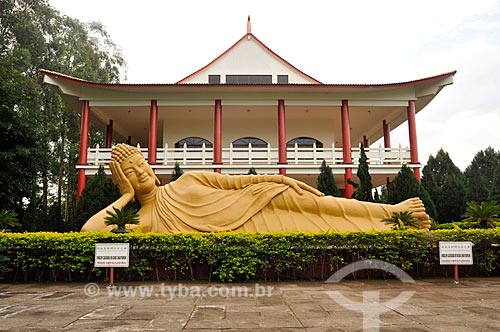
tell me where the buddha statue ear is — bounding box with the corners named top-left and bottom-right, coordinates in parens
top-left (155, 175), bottom-right (161, 186)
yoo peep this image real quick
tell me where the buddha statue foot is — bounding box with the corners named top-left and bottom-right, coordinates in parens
top-left (393, 198), bottom-right (431, 230)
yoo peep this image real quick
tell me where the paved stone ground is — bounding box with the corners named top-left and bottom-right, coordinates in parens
top-left (1, 278), bottom-right (500, 331)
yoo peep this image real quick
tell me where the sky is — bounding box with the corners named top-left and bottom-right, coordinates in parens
top-left (49, 0), bottom-right (500, 170)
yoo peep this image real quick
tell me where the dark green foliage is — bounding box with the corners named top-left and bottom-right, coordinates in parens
top-left (462, 201), bottom-right (500, 229)
top-left (0, 209), bottom-right (21, 231)
top-left (464, 147), bottom-right (500, 203)
top-left (104, 206), bottom-right (140, 232)
top-left (422, 149), bottom-right (466, 223)
top-left (388, 165), bottom-right (437, 219)
top-left (0, 0), bottom-right (125, 230)
top-left (317, 160), bottom-right (341, 197)
top-left (0, 255), bottom-right (12, 274)
top-left (435, 221), bottom-right (483, 230)
top-left (380, 185), bottom-right (389, 203)
top-left (381, 211), bottom-right (426, 230)
top-left (248, 167), bottom-right (257, 175)
top-left (74, 166), bottom-right (120, 230)
top-left (170, 162), bottom-right (184, 182)
top-left (349, 143), bottom-right (373, 201)
top-left (488, 166), bottom-right (500, 202)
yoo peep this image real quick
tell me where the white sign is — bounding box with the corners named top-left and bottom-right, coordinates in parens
top-left (95, 243), bottom-right (129, 267)
top-left (439, 241), bottom-right (473, 265)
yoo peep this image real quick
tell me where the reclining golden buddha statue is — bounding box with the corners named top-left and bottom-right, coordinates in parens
top-left (81, 144), bottom-right (431, 233)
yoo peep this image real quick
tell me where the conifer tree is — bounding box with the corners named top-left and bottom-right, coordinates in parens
top-left (317, 160), bottom-right (341, 197)
top-left (74, 166), bottom-right (120, 230)
top-left (388, 165), bottom-right (437, 219)
top-left (464, 147), bottom-right (500, 203)
top-left (422, 149), bottom-right (465, 222)
top-left (349, 143), bottom-right (373, 201)
top-left (488, 166), bottom-right (500, 202)
top-left (248, 167), bottom-right (257, 175)
top-left (170, 162), bottom-right (184, 182)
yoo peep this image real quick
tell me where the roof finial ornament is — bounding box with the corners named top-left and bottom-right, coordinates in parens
top-left (247, 15), bottom-right (251, 34)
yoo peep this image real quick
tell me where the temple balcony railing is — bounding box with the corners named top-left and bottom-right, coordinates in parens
top-left (85, 143), bottom-right (411, 168)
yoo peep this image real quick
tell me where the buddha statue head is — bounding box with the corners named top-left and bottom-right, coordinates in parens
top-left (111, 144), bottom-right (160, 195)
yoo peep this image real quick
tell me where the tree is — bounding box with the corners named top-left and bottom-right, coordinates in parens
top-left (104, 206), bottom-right (140, 233)
top-left (0, 0), bottom-right (125, 230)
top-left (317, 160), bottom-right (341, 197)
top-left (248, 167), bottom-right (257, 175)
top-left (421, 149), bottom-right (466, 222)
top-left (73, 166), bottom-right (121, 231)
top-left (388, 165), bottom-right (437, 219)
top-left (462, 201), bottom-right (500, 229)
top-left (464, 147), bottom-right (500, 203)
top-left (348, 143), bottom-right (373, 201)
top-left (170, 162), bottom-right (184, 182)
top-left (488, 166), bottom-right (500, 202)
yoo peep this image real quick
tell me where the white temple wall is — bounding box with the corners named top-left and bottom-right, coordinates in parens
top-left (183, 38), bottom-right (314, 84)
top-left (162, 117), bottom-right (337, 147)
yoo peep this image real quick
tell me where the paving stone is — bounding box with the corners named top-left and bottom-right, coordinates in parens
top-left (4, 278), bottom-right (500, 331)
top-left (80, 305), bottom-right (129, 320)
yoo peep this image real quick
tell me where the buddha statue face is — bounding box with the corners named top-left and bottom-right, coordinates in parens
top-left (120, 153), bottom-right (158, 196)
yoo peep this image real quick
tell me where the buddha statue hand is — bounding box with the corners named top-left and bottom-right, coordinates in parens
top-left (282, 176), bottom-right (325, 197)
top-left (109, 161), bottom-right (135, 202)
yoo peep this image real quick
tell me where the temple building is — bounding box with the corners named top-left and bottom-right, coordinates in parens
top-left (42, 17), bottom-right (456, 199)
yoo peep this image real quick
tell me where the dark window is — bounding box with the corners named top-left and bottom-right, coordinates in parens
top-left (232, 137), bottom-right (268, 148)
top-left (226, 75), bottom-right (272, 84)
top-left (175, 137), bottom-right (213, 148)
top-left (287, 137), bottom-right (323, 148)
top-left (277, 75), bottom-right (289, 84)
top-left (208, 75), bottom-right (221, 84)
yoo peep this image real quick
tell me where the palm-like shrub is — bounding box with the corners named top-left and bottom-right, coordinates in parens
top-left (0, 209), bottom-right (21, 231)
top-left (462, 201), bottom-right (500, 229)
top-left (381, 211), bottom-right (425, 230)
top-left (104, 206), bottom-right (140, 232)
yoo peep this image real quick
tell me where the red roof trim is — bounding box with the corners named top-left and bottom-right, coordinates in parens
top-left (175, 33), bottom-right (323, 84)
top-left (41, 69), bottom-right (456, 90)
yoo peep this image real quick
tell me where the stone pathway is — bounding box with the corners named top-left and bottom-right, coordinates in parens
top-left (1, 278), bottom-right (500, 331)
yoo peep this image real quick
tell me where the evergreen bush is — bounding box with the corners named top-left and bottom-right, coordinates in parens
top-left (388, 165), bottom-right (437, 219)
top-left (171, 162), bottom-right (184, 182)
top-left (317, 160), bottom-right (341, 197)
top-left (74, 166), bottom-right (120, 231)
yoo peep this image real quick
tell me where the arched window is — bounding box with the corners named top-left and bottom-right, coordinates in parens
top-left (175, 137), bottom-right (213, 148)
top-left (287, 137), bottom-right (323, 148)
top-left (232, 137), bottom-right (268, 148)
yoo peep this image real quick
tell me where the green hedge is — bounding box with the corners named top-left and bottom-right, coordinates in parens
top-left (434, 221), bottom-right (483, 230)
top-left (1, 230), bottom-right (500, 282)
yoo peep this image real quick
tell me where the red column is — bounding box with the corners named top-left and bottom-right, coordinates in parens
top-left (363, 136), bottom-right (370, 148)
top-left (407, 100), bottom-right (421, 181)
top-left (105, 120), bottom-right (113, 148)
top-left (77, 100), bottom-right (90, 200)
top-left (278, 99), bottom-right (287, 175)
top-left (148, 100), bottom-right (158, 165)
top-left (213, 99), bottom-right (222, 173)
top-left (383, 120), bottom-right (392, 187)
top-left (341, 100), bottom-right (353, 198)
top-left (383, 120), bottom-right (391, 149)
